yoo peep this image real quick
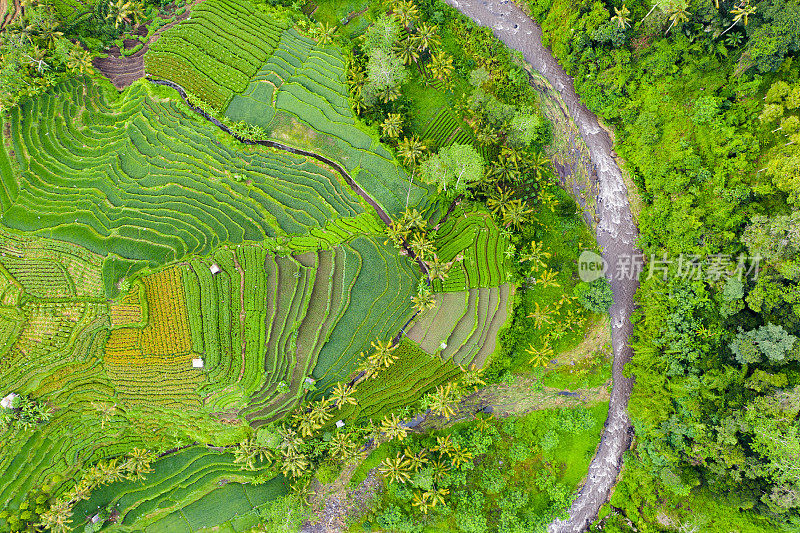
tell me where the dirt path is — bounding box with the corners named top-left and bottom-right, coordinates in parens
top-left (443, 1), bottom-right (639, 531)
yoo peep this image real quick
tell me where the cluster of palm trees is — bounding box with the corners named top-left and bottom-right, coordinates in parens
top-left (378, 432), bottom-right (477, 514)
top-left (0, 395), bottom-right (51, 432)
top-left (520, 241), bottom-right (585, 366)
top-left (36, 447), bottom-right (155, 533)
top-left (391, 0), bottom-right (454, 87)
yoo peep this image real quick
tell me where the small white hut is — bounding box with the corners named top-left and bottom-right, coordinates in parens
top-left (210, 264), bottom-right (222, 275)
top-left (1, 393), bottom-right (18, 409)
top-left (192, 358), bottom-right (204, 368)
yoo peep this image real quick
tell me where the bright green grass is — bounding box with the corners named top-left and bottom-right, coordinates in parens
top-left (2, 78), bottom-right (365, 293)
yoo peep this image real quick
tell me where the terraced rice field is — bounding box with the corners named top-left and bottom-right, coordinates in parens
top-left (432, 206), bottom-right (510, 292)
top-left (332, 339), bottom-right (462, 423)
top-left (144, 0), bottom-right (290, 110)
top-left (406, 284), bottom-right (512, 368)
top-left (1, 79), bottom-right (365, 291)
top-left (225, 27), bottom-right (429, 216)
top-left (420, 106), bottom-right (476, 150)
top-left (69, 446), bottom-right (288, 532)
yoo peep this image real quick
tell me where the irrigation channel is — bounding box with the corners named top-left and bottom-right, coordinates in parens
top-left (443, 1), bottom-right (641, 531)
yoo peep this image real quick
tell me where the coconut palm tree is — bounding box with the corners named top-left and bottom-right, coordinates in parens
top-left (427, 487), bottom-right (449, 508)
top-left (356, 353), bottom-right (382, 380)
top-left (424, 254), bottom-right (451, 282)
top-left (411, 287), bottom-right (437, 313)
top-left (379, 454), bottom-right (413, 484)
top-left (428, 51), bottom-right (454, 82)
top-left (395, 37), bottom-right (420, 66)
top-left (411, 490), bottom-right (434, 513)
top-left (381, 113), bottom-right (404, 139)
top-left (393, 0), bottom-right (419, 29)
top-left (489, 157), bottom-right (520, 184)
top-left (66, 480), bottom-right (92, 503)
top-left (278, 425), bottom-right (303, 454)
top-left (380, 413), bottom-right (408, 441)
top-left (521, 240), bottom-right (550, 271)
top-left (458, 365), bottom-right (486, 392)
top-left (527, 302), bottom-right (553, 329)
top-left (401, 208), bottom-right (426, 230)
top-left (538, 268), bottom-right (560, 289)
top-left (330, 432), bottom-right (358, 460)
top-left (106, 0), bottom-right (142, 29)
top-left (234, 439), bottom-right (261, 471)
top-left (528, 150), bottom-right (550, 181)
top-left (313, 22), bottom-right (336, 45)
top-left (526, 342), bottom-right (553, 367)
top-left (348, 66), bottom-right (366, 98)
top-left (415, 23), bottom-right (440, 51)
top-left (409, 232), bottom-right (435, 260)
top-left (404, 447), bottom-right (428, 471)
top-left (475, 413), bottom-right (494, 434)
top-left (309, 400), bottom-right (332, 425)
top-left (397, 135), bottom-right (426, 167)
top-left (501, 198), bottom-right (532, 230)
top-left (370, 339), bottom-right (399, 369)
top-left (450, 444), bottom-right (474, 468)
top-left (123, 447), bottom-right (155, 480)
top-left (427, 384), bottom-right (458, 418)
top-left (611, 5), bottom-right (631, 29)
top-left (330, 382), bottom-right (358, 408)
top-left (430, 456), bottom-right (451, 482)
top-left (665, 3), bottom-right (690, 34)
top-left (720, 1), bottom-right (757, 37)
top-left (294, 409), bottom-right (322, 438)
top-left (99, 459), bottom-right (127, 484)
top-left (281, 450), bottom-right (309, 478)
top-left (37, 502), bottom-right (72, 533)
top-left (486, 186), bottom-right (514, 216)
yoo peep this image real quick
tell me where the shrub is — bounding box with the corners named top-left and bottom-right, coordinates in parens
top-left (573, 278), bottom-right (613, 314)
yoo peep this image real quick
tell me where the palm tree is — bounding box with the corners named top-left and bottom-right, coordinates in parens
top-left (521, 240), bottom-right (550, 271)
top-left (98, 459), bottom-right (127, 484)
top-left (427, 384), bottom-right (458, 418)
top-left (395, 38), bottom-right (420, 66)
top-left (411, 288), bottom-right (436, 313)
top-left (486, 186), bottom-right (514, 216)
top-left (381, 113), bottom-right (404, 139)
top-left (123, 447), bottom-right (155, 480)
top-left (309, 400), bottom-right (332, 425)
top-left (330, 432), bottom-right (358, 460)
top-left (234, 439), bottom-right (261, 471)
top-left (501, 198), bottom-right (532, 230)
top-left (348, 66), bottom-right (366, 98)
top-left (527, 302), bottom-right (553, 329)
top-left (489, 157), bottom-right (520, 184)
top-left (410, 232), bottom-right (435, 260)
top-left (380, 413), bottom-right (408, 441)
top-left (294, 409), bottom-right (322, 438)
top-left (411, 490), bottom-right (434, 513)
top-left (415, 23), bottom-right (440, 51)
top-left (37, 503), bottom-right (72, 533)
top-left (424, 254), bottom-right (451, 282)
top-left (528, 150), bottom-right (550, 181)
top-left (379, 454), bottom-right (413, 484)
top-left (432, 435), bottom-right (456, 457)
top-left (329, 382), bottom-right (358, 408)
top-left (356, 353), bottom-right (382, 381)
top-left (404, 447), bottom-right (428, 471)
top-left (430, 456), bottom-right (451, 481)
top-left (475, 413), bottom-right (493, 434)
top-left (393, 0), bottom-right (419, 29)
top-left (106, 0), bottom-right (142, 29)
top-left (429, 51), bottom-right (454, 82)
top-left (525, 342), bottom-right (553, 367)
top-left (665, 4), bottom-right (690, 34)
top-left (427, 487), bottom-right (449, 508)
top-left (401, 208), bottom-right (426, 230)
top-left (66, 480), bottom-right (92, 503)
top-left (538, 268), bottom-right (560, 289)
top-left (313, 22), bottom-right (336, 45)
top-left (281, 450), bottom-right (309, 478)
top-left (370, 339), bottom-right (399, 369)
top-left (611, 5), bottom-right (631, 29)
top-left (278, 425), bottom-right (303, 454)
top-left (458, 365), bottom-right (486, 392)
top-left (397, 136), bottom-right (426, 167)
top-left (450, 444), bottom-right (474, 468)
top-left (720, 1), bottom-right (757, 37)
